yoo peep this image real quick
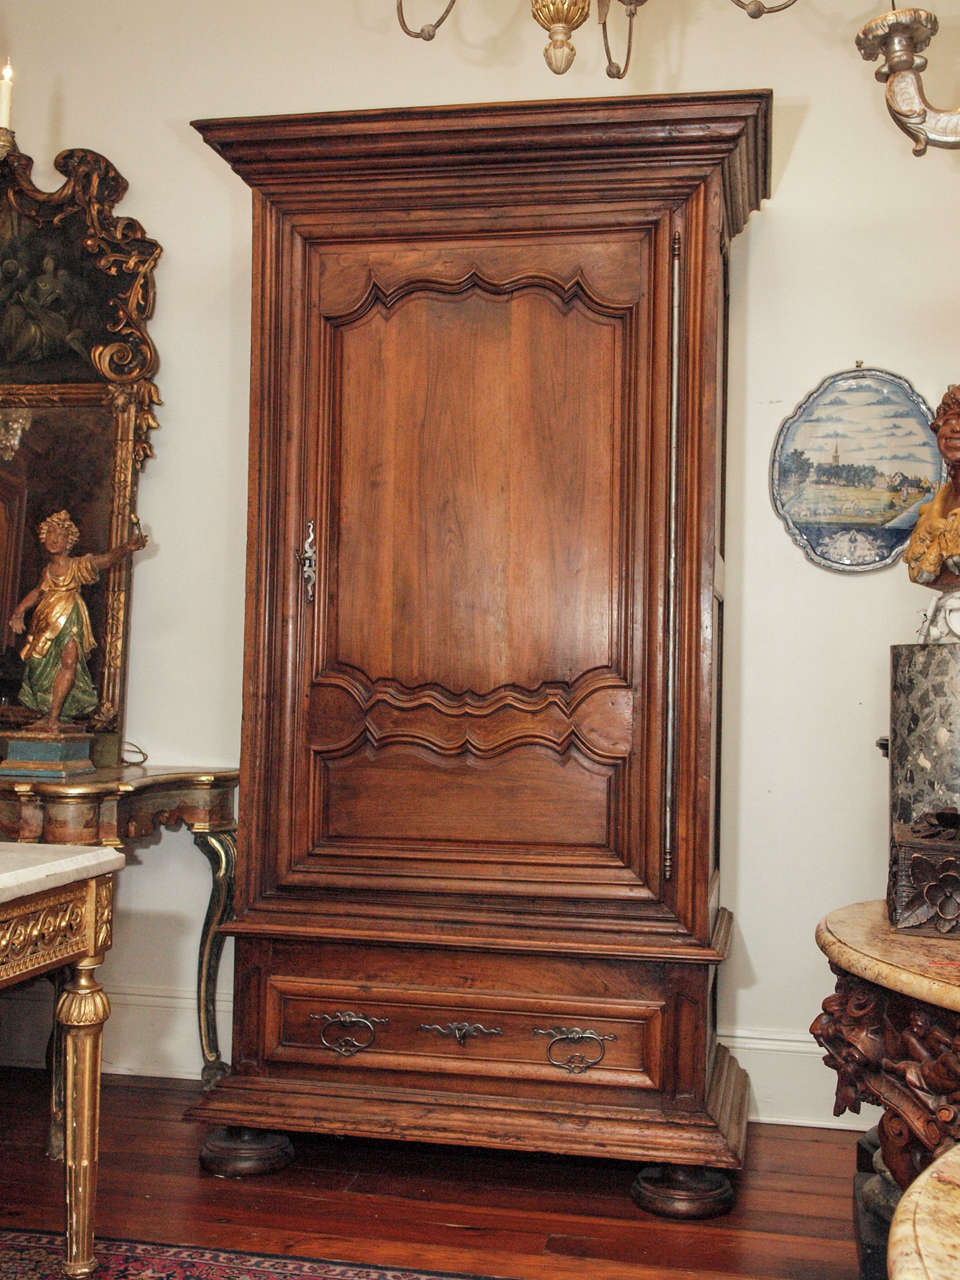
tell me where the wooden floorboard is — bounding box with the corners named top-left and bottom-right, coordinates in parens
top-left (0, 1067), bottom-right (863, 1280)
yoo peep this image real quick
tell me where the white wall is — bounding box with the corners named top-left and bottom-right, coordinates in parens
top-left (2, 0), bottom-right (958, 1128)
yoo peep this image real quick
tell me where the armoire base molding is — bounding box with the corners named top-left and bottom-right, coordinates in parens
top-left (187, 1043), bottom-right (748, 1177)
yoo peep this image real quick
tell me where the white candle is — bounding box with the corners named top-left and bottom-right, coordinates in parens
top-left (0, 63), bottom-right (13, 131)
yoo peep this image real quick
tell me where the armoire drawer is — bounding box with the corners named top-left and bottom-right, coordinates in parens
top-left (264, 977), bottom-right (664, 1091)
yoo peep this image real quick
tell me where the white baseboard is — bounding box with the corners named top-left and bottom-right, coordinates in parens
top-left (0, 987), bottom-right (876, 1131)
top-left (720, 1027), bottom-right (874, 1131)
top-left (0, 981), bottom-right (232, 1083)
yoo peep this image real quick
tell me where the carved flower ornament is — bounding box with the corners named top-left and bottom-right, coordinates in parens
top-left (901, 853), bottom-right (960, 933)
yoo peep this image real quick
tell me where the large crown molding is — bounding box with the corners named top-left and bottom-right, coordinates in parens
top-left (193, 92), bottom-right (771, 240)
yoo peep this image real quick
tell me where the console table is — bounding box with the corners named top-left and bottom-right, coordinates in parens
top-left (0, 765), bottom-right (239, 1088)
top-left (812, 900), bottom-right (960, 1278)
top-left (0, 842), bottom-right (125, 1277)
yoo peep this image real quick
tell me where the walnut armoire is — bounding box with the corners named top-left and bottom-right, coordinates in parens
top-left (189, 92), bottom-right (771, 1218)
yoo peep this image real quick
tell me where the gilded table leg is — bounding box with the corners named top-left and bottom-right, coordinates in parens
top-left (45, 967), bottom-right (68, 1160)
top-left (192, 829), bottom-right (236, 1089)
top-left (56, 955), bottom-right (110, 1279)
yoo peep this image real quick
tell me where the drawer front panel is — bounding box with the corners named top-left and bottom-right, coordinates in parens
top-left (265, 978), bottom-right (663, 1091)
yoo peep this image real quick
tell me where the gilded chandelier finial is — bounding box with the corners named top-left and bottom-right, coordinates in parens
top-left (531, 0), bottom-right (591, 75)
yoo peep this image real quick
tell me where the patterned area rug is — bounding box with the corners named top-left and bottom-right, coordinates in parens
top-left (0, 1231), bottom-right (502, 1280)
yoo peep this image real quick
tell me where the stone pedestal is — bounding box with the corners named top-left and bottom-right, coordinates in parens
top-left (888, 645), bottom-right (960, 934)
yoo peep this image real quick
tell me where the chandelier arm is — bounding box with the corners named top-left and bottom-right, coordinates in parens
top-left (728, 0), bottom-right (799, 15)
top-left (601, 1), bottom-right (640, 80)
top-left (397, 0), bottom-right (459, 40)
top-left (856, 9), bottom-right (960, 156)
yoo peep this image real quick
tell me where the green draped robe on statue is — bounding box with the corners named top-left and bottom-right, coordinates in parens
top-left (18, 554), bottom-right (99, 719)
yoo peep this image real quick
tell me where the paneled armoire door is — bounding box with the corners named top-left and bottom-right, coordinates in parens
top-left (190, 93), bottom-right (770, 1218)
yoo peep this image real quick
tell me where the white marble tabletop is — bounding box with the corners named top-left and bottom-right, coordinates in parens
top-left (0, 843), bottom-right (125, 905)
top-left (888, 1142), bottom-right (960, 1279)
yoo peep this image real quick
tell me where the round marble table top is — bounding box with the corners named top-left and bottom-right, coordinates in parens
top-left (888, 1142), bottom-right (960, 1279)
top-left (816, 900), bottom-right (960, 1014)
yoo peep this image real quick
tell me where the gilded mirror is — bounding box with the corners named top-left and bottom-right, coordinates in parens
top-left (0, 147), bottom-right (160, 754)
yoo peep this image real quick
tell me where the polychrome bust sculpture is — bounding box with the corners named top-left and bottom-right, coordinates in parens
top-left (904, 385), bottom-right (960, 642)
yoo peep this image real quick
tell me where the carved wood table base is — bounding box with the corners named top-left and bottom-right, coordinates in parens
top-left (813, 902), bottom-right (960, 1198)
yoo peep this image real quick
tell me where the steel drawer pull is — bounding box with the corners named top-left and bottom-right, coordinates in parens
top-left (308, 1010), bottom-right (388, 1057)
top-left (419, 1021), bottom-right (503, 1047)
top-left (533, 1025), bottom-right (617, 1074)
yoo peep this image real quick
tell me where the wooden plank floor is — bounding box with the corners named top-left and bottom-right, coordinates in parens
top-left (0, 1067), bottom-right (863, 1280)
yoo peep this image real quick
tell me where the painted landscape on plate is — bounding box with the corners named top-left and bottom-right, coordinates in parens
top-left (771, 368), bottom-right (940, 571)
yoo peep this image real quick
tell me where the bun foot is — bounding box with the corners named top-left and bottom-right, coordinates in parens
top-left (199, 1125), bottom-right (294, 1177)
top-left (631, 1163), bottom-right (736, 1218)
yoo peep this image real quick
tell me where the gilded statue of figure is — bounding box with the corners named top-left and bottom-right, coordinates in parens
top-left (904, 385), bottom-right (960, 641)
top-left (7, 510), bottom-right (147, 731)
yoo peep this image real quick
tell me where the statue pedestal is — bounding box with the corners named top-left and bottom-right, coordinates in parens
top-left (888, 644), bottom-right (960, 933)
top-left (0, 730), bottom-right (95, 779)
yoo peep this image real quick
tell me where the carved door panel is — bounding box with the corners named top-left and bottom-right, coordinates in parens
top-left (266, 229), bottom-right (677, 932)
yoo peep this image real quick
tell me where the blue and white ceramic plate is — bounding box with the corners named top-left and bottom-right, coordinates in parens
top-left (770, 368), bottom-right (941, 572)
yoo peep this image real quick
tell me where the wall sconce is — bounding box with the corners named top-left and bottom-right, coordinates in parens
top-left (397, 0), bottom-right (799, 78)
top-left (857, 8), bottom-right (960, 155)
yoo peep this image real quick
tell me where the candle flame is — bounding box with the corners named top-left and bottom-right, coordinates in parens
top-left (1, 63), bottom-right (11, 84)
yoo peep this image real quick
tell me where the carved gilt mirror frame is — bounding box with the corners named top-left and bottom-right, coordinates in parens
top-left (0, 146), bottom-right (160, 748)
